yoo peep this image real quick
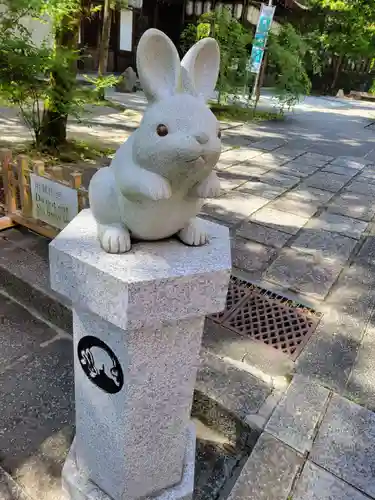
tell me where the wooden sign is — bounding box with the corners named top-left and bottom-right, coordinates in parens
top-left (30, 174), bottom-right (79, 230)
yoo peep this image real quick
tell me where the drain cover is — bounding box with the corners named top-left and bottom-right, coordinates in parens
top-left (210, 276), bottom-right (321, 360)
top-left (210, 276), bottom-right (252, 322)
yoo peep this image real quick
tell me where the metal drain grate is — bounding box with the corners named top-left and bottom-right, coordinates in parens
top-left (209, 276), bottom-right (322, 360)
top-left (210, 276), bottom-right (253, 322)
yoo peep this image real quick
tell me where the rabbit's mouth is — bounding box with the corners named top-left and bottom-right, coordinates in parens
top-left (188, 155), bottom-right (206, 165)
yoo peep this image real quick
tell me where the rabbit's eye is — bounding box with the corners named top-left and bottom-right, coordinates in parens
top-left (217, 129), bottom-right (222, 139)
top-left (156, 124), bottom-right (168, 137)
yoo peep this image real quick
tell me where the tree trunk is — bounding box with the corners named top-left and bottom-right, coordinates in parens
top-left (98, 0), bottom-right (112, 99)
top-left (331, 54), bottom-right (343, 91)
top-left (40, 14), bottom-right (80, 148)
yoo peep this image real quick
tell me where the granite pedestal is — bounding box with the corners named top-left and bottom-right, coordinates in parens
top-left (49, 210), bottom-right (231, 500)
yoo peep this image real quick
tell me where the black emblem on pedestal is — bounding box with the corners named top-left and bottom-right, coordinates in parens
top-left (77, 336), bottom-right (124, 394)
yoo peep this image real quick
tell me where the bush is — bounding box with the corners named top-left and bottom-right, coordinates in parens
top-left (267, 23), bottom-right (312, 111)
top-left (180, 7), bottom-right (252, 104)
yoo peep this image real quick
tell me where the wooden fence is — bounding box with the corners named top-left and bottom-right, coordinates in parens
top-left (0, 149), bottom-right (89, 239)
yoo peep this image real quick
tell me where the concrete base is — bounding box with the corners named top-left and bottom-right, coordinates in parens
top-left (62, 424), bottom-right (196, 500)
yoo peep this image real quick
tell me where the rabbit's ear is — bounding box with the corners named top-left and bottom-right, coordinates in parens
top-left (181, 38), bottom-right (220, 102)
top-left (136, 28), bottom-right (181, 102)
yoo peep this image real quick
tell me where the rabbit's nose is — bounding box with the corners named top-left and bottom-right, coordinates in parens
top-left (195, 132), bottom-right (209, 144)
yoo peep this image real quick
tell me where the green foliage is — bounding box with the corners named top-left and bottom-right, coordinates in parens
top-left (300, 0), bottom-right (375, 90)
top-left (180, 7), bottom-right (252, 104)
top-left (0, 33), bottom-right (51, 145)
top-left (180, 24), bottom-right (197, 55)
top-left (210, 103), bottom-right (283, 122)
top-left (268, 23), bottom-right (312, 111)
top-left (84, 74), bottom-right (120, 101)
top-left (0, 0), bottom-right (117, 148)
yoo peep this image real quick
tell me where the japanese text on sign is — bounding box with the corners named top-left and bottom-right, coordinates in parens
top-left (30, 174), bottom-right (79, 230)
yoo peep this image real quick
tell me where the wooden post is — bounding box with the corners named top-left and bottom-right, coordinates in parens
top-left (69, 171), bottom-right (82, 190)
top-left (33, 160), bottom-right (45, 176)
top-left (70, 171), bottom-right (85, 210)
top-left (1, 149), bottom-right (17, 215)
top-left (17, 155), bottom-right (32, 217)
top-left (51, 166), bottom-right (64, 182)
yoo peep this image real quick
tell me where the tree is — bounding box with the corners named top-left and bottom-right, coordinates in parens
top-left (98, 0), bottom-right (113, 96)
top-left (96, 0), bottom-right (127, 99)
top-left (301, 0), bottom-right (375, 90)
top-left (267, 23), bottom-right (312, 111)
top-left (40, 1), bottom-right (81, 147)
top-left (180, 7), bottom-right (252, 104)
top-left (0, 0), bottom-right (83, 148)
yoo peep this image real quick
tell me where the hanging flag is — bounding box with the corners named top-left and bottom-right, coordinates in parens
top-left (249, 3), bottom-right (276, 74)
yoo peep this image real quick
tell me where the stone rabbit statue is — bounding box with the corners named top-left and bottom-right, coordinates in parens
top-left (89, 28), bottom-right (222, 253)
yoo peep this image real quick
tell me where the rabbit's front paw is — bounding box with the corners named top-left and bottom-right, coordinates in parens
top-left (139, 171), bottom-right (172, 201)
top-left (196, 171), bottom-right (221, 198)
top-left (178, 218), bottom-right (209, 246)
top-left (98, 224), bottom-right (131, 253)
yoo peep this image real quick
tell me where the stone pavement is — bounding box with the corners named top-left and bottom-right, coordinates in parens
top-left (1, 95), bottom-right (375, 499)
top-left (229, 375), bottom-right (375, 500)
top-left (192, 108), bottom-right (375, 408)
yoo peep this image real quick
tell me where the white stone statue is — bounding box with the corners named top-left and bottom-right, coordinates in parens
top-left (89, 28), bottom-right (222, 253)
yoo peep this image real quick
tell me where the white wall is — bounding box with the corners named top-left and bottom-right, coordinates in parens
top-left (120, 9), bottom-right (133, 52)
top-left (0, 4), bottom-right (54, 48)
top-left (23, 15), bottom-right (53, 47)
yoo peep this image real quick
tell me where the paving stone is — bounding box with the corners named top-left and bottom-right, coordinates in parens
top-left (250, 207), bottom-right (309, 235)
top-left (272, 147), bottom-right (307, 159)
top-left (250, 157), bottom-right (280, 170)
top-left (0, 467), bottom-right (32, 500)
top-left (297, 264), bottom-right (375, 392)
top-left (242, 343), bottom-right (294, 379)
top-left (293, 461), bottom-right (369, 500)
top-left (225, 163), bottom-right (271, 178)
top-left (216, 147), bottom-right (262, 169)
top-left (346, 312), bottom-right (375, 411)
top-left (261, 153), bottom-right (293, 165)
top-left (0, 340), bottom-right (74, 487)
top-left (330, 156), bottom-right (367, 169)
top-left (327, 192), bottom-right (375, 222)
top-left (238, 181), bottom-right (288, 200)
top-left (231, 237), bottom-right (278, 277)
top-left (295, 155), bottom-right (328, 166)
top-left (196, 351), bottom-right (271, 418)
top-left (287, 185), bottom-right (334, 205)
top-left (321, 164), bottom-right (359, 177)
top-left (355, 234), bottom-right (375, 267)
top-left (296, 312), bottom-right (368, 392)
top-left (357, 164), bottom-right (375, 181)
top-left (264, 248), bottom-right (344, 300)
top-left (228, 433), bottom-right (303, 500)
top-left (202, 193), bottom-right (270, 226)
top-left (237, 221), bottom-right (292, 249)
top-left (270, 195), bottom-right (320, 218)
top-left (307, 211), bottom-right (368, 239)
top-left (344, 180), bottom-right (375, 196)
top-left (304, 172), bottom-right (352, 192)
top-left (251, 138), bottom-right (286, 151)
top-left (303, 152), bottom-right (334, 163)
top-left (278, 162), bottom-right (321, 178)
top-left (202, 319), bottom-right (253, 363)
top-left (0, 297), bottom-right (57, 372)
top-left (291, 229), bottom-right (357, 261)
top-left (311, 394), bottom-right (375, 498)
top-left (217, 172), bottom-right (248, 191)
top-left (203, 319), bottom-right (294, 378)
top-left (302, 159), bottom-right (329, 168)
top-left (265, 376), bottom-right (330, 454)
